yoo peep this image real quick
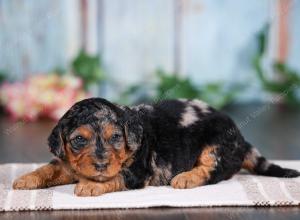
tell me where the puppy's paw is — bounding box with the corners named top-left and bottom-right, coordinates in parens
top-left (74, 181), bottom-right (104, 197)
top-left (171, 172), bottom-right (204, 189)
top-left (13, 174), bottom-right (43, 190)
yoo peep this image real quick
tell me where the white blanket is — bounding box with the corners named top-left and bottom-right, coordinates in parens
top-left (0, 161), bottom-right (299, 211)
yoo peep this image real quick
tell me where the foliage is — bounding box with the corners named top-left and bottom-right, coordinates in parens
top-left (72, 50), bottom-right (105, 90)
top-left (198, 83), bottom-right (243, 110)
top-left (120, 69), bottom-right (242, 109)
top-left (52, 67), bottom-right (67, 76)
top-left (0, 71), bottom-right (7, 84)
top-left (119, 84), bottom-right (152, 105)
top-left (252, 25), bottom-right (300, 106)
top-left (155, 70), bottom-right (199, 100)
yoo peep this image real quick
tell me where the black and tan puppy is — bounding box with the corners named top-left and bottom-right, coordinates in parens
top-left (13, 98), bottom-right (300, 196)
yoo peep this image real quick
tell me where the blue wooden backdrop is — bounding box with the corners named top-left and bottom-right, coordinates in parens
top-left (0, 0), bottom-right (299, 101)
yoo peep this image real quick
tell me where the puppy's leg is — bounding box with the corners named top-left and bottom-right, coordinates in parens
top-left (75, 175), bottom-right (126, 197)
top-left (13, 159), bottom-right (76, 190)
top-left (171, 146), bottom-right (217, 189)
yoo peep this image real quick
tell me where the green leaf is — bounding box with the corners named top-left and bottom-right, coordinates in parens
top-left (119, 69), bottom-right (242, 109)
top-left (199, 82), bottom-right (243, 109)
top-left (72, 50), bottom-right (105, 90)
top-left (155, 70), bottom-right (199, 100)
top-left (0, 70), bottom-right (7, 84)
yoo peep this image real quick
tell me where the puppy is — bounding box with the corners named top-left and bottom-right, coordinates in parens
top-left (13, 98), bottom-right (300, 196)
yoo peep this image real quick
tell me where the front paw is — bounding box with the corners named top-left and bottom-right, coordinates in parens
top-left (171, 172), bottom-right (203, 189)
top-left (13, 175), bottom-right (43, 190)
top-left (74, 181), bottom-right (105, 197)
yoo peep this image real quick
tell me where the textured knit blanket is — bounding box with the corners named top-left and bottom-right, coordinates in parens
top-left (0, 161), bottom-right (300, 211)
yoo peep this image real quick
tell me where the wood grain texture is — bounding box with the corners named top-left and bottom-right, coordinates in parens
top-left (182, 0), bottom-right (269, 84)
top-left (0, 207), bottom-right (300, 220)
top-left (102, 0), bottom-right (174, 89)
top-left (1, 1), bottom-right (300, 101)
top-left (0, 0), bottom-right (72, 79)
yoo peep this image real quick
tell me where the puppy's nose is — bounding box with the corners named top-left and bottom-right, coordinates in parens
top-left (94, 163), bottom-right (108, 171)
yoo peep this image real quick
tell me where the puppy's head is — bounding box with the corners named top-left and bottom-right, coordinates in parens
top-left (48, 98), bottom-right (143, 181)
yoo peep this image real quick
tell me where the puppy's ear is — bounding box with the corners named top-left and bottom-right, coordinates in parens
top-left (123, 109), bottom-right (143, 151)
top-left (48, 124), bottom-right (65, 159)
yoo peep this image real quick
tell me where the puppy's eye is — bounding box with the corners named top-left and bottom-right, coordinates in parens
top-left (75, 135), bottom-right (85, 142)
top-left (71, 135), bottom-right (87, 149)
top-left (110, 133), bottom-right (121, 143)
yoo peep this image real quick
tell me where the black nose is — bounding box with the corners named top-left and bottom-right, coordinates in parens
top-left (94, 163), bottom-right (108, 171)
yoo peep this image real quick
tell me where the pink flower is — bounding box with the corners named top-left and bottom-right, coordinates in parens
top-left (0, 74), bottom-right (90, 121)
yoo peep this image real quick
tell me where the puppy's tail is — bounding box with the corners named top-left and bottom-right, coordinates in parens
top-left (242, 142), bottom-right (300, 178)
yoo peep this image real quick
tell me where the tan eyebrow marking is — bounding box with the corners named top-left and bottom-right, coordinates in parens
top-left (102, 123), bottom-right (117, 140)
top-left (70, 125), bottom-right (93, 140)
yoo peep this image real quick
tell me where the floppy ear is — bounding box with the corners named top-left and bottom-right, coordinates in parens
top-left (48, 124), bottom-right (65, 159)
top-left (123, 110), bottom-right (143, 151)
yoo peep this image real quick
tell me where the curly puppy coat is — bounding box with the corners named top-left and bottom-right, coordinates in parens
top-left (13, 98), bottom-right (300, 196)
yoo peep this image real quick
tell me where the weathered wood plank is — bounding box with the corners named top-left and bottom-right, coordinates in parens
top-left (0, 0), bottom-right (299, 101)
top-left (288, 0), bottom-right (300, 71)
top-left (102, 0), bottom-right (174, 93)
top-left (182, 0), bottom-right (270, 81)
top-left (0, 0), bottom-right (78, 79)
top-left (180, 0), bottom-right (272, 101)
